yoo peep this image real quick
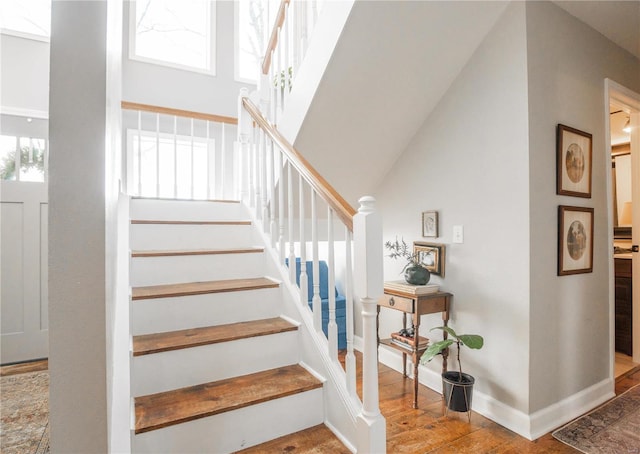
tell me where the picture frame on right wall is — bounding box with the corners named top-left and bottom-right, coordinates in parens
top-left (557, 124), bottom-right (592, 198)
top-left (558, 205), bottom-right (594, 276)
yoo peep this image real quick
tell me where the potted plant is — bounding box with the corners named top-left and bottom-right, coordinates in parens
top-left (421, 326), bottom-right (484, 415)
top-left (384, 237), bottom-right (430, 285)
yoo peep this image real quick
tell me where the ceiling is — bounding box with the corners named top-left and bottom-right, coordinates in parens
top-left (553, 1), bottom-right (640, 59)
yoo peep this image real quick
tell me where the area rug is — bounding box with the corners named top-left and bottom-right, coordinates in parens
top-left (0, 370), bottom-right (50, 454)
top-left (552, 384), bottom-right (640, 454)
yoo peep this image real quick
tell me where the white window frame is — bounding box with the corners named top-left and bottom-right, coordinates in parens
top-left (234, 0), bottom-right (259, 85)
top-left (128, 0), bottom-right (217, 76)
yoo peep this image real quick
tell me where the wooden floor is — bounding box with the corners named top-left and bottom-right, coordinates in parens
top-left (244, 353), bottom-right (640, 453)
top-left (2, 356), bottom-right (639, 453)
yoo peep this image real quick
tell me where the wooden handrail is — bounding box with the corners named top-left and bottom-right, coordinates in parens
top-left (121, 101), bottom-right (238, 125)
top-left (242, 97), bottom-right (356, 230)
top-left (261, 0), bottom-right (290, 75)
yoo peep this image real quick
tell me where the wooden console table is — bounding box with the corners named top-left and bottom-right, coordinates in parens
top-left (377, 283), bottom-right (452, 409)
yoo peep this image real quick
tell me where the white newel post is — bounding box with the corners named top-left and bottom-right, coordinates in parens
top-left (353, 196), bottom-right (386, 453)
top-left (237, 89), bottom-right (252, 203)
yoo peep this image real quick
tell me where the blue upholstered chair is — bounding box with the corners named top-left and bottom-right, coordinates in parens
top-left (287, 258), bottom-right (347, 349)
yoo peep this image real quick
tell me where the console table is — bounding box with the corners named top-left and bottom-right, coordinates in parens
top-left (377, 283), bottom-right (452, 409)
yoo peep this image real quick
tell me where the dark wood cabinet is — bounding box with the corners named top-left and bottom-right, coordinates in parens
top-left (615, 258), bottom-right (632, 356)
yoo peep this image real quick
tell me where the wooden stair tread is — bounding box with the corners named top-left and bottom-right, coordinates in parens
top-left (132, 277), bottom-right (279, 300)
top-left (131, 247), bottom-right (264, 257)
top-left (131, 219), bottom-right (251, 225)
top-left (236, 424), bottom-right (350, 453)
top-left (133, 317), bottom-right (297, 356)
top-left (134, 364), bottom-right (323, 434)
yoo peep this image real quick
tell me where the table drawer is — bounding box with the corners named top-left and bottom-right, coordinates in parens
top-left (379, 293), bottom-right (414, 313)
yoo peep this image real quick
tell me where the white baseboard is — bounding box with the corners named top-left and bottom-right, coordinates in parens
top-left (354, 335), bottom-right (615, 441)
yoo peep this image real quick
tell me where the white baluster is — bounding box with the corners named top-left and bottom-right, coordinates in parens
top-left (299, 175), bottom-right (308, 306)
top-left (221, 122), bottom-right (226, 199)
top-left (155, 113), bottom-right (160, 197)
top-left (287, 161), bottom-right (296, 284)
top-left (278, 154), bottom-right (285, 263)
top-left (173, 116), bottom-right (178, 198)
top-left (261, 130), bottom-right (269, 227)
top-left (255, 128), bottom-right (263, 217)
top-left (137, 111), bottom-right (142, 196)
top-left (327, 207), bottom-right (337, 359)
top-left (206, 120), bottom-right (212, 200)
top-left (345, 227), bottom-right (356, 395)
top-left (249, 128), bottom-right (256, 208)
top-left (311, 190), bottom-right (321, 332)
top-left (354, 196), bottom-right (386, 452)
top-left (270, 143), bottom-right (278, 247)
top-left (190, 117), bottom-right (195, 199)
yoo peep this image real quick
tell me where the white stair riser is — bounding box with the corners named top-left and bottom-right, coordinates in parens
top-left (130, 224), bottom-right (256, 250)
top-left (130, 252), bottom-right (267, 286)
top-left (130, 199), bottom-right (245, 221)
top-left (131, 288), bottom-right (282, 335)
top-left (131, 389), bottom-right (324, 454)
top-left (132, 331), bottom-right (300, 396)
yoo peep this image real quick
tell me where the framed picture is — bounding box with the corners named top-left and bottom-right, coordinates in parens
top-left (557, 124), bottom-right (592, 198)
top-left (414, 242), bottom-right (445, 277)
top-left (422, 211), bottom-right (438, 237)
top-left (558, 205), bottom-right (594, 276)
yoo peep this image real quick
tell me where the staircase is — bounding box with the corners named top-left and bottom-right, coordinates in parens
top-left (129, 197), bottom-right (331, 453)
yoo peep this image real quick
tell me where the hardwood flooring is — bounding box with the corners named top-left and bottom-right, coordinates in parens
top-left (243, 354), bottom-right (640, 453)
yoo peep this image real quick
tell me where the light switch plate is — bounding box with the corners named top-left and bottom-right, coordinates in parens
top-left (452, 225), bottom-right (464, 244)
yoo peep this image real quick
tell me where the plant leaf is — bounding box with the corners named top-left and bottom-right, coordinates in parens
top-left (430, 326), bottom-right (458, 339)
top-left (420, 339), bottom-right (454, 363)
top-left (458, 334), bottom-right (484, 349)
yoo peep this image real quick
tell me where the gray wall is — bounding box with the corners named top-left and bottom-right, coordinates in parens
top-left (48, 1), bottom-right (108, 451)
top-left (375, 2), bottom-right (531, 413)
top-left (0, 34), bottom-right (49, 115)
top-left (526, 1), bottom-right (640, 413)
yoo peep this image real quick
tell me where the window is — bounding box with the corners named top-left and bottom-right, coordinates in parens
top-left (130, 0), bottom-right (216, 74)
top-left (0, 135), bottom-right (48, 182)
top-left (0, 0), bottom-right (51, 40)
top-left (235, 0), bottom-right (280, 84)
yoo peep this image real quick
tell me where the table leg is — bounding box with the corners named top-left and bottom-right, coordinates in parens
top-left (412, 322), bottom-right (419, 409)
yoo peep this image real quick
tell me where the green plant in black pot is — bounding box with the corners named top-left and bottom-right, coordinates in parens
top-left (421, 326), bottom-right (484, 417)
top-left (384, 237), bottom-right (430, 285)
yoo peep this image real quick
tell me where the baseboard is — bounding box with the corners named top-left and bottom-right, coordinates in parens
top-left (527, 378), bottom-right (614, 440)
top-left (355, 335), bottom-right (615, 441)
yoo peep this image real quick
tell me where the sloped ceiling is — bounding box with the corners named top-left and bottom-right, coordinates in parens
top-left (553, 1), bottom-right (640, 59)
top-left (293, 1), bottom-right (509, 205)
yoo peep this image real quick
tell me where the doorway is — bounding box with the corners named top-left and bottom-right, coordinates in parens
top-left (0, 116), bottom-right (49, 364)
top-left (607, 80), bottom-right (640, 378)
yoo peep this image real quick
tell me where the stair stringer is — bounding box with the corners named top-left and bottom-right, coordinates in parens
top-left (243, 204), bottom-right (361, 453)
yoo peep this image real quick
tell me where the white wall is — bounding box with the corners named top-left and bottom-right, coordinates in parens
top-left (0, 34), bottom-right (49, 116)
top-left (48, 1), bottom-right (109, 451)
top-left (374, 0), bottom-right (531, 418)
top-left (525, 1), bottom-right (640, 414)
top-left (122, 0), bottom-right (254, 117)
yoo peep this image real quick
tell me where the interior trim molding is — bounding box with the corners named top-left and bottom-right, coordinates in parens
top-left (356, 335), bottom-right (615, 441)
top-left (0, 106), bottom-right (49, 119)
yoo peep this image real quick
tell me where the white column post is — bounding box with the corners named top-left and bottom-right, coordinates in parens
top-left (353, 196), bottom-right (386, 453)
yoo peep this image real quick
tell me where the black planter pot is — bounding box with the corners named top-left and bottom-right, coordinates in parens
top-left (442, 371), bottom-right (475, 413)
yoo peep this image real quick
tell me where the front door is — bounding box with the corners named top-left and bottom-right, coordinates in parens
top-left (0, 135), bottom-right (48, 364)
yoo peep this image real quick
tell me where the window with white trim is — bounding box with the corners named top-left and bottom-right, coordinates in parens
top-left (0, 0), bottom-right (51, 40)
top-left (0, 135), bottom-right (48, 182)
top-left (130, 0), bottom-right (216, 75)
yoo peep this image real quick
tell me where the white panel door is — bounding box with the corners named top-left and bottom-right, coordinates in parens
top-left (1, 180), bottom-right (48, 364)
